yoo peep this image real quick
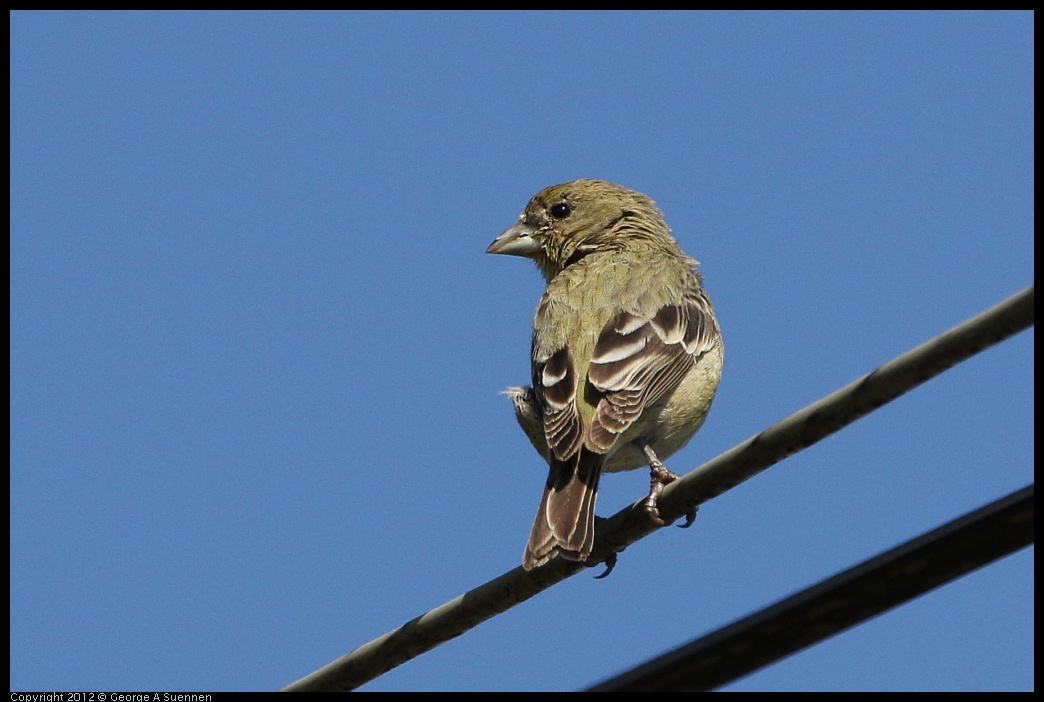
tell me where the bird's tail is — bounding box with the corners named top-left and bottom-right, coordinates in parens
top-left (523, 449), bottom-right (604, 570)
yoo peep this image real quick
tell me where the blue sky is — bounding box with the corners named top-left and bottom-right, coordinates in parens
top-left (10, 11), bottom-right (1033, 692)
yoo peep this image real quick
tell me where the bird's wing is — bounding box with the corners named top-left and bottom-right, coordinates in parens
top-left (526, 346), bottom-right (599, 569)
top-left (586, 288), bottom-right (718, 453)
top-left (534, 346), bottom-right (584, 462)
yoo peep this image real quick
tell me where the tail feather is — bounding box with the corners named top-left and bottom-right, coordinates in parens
top-left (523, 450), bottom-right (603, 570)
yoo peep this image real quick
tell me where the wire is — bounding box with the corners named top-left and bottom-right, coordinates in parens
top-left (281, 284), bottom-right (1033, 692)
top-left (586, 484), bottom-right (1034, 691)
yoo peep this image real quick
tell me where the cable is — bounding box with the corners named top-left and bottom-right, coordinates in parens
top-left (281, 284), bottom-right (1033, 692)
top-left (586, 484), bottom-right (1034, 691)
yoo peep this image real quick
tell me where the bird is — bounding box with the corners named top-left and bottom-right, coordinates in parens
top-left (487, 179), bottom-right (724, 571)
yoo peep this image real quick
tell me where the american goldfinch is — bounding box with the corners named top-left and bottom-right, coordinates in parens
top-left (488, 179), bottom-right (724, 571)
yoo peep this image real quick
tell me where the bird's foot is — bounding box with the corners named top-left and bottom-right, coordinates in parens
top-left (642, 461), bottom-right (678, 526)
top-left (641, 447), bottom-right (698, 528)
top-left (586, 516), bottom-right (622, 578)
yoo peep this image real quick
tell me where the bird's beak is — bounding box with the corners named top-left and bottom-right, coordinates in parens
top-left (487, 220), bottom-right (542, 257)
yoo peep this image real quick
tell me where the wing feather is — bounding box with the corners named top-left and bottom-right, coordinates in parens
top-left (587, 289), bottom-right (718, 453)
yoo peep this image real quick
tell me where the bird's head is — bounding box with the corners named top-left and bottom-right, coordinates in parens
top-left (487, 179), bottom-right (674, 281)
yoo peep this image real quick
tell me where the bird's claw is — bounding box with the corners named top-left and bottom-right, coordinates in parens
top-left (592, 552), bottom-right (617, 579)
top-left (677, 505), bottom-right (699, 528)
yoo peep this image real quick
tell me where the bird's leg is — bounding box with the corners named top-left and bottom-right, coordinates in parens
top-left (641, 446), bottom-right (698, 528)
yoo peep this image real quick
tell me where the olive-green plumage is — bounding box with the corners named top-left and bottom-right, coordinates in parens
top-left (489, 179), bottom-right (724, 570)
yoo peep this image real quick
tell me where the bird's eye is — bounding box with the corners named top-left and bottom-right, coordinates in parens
top-left (550, 203), bottom-right (572, 219)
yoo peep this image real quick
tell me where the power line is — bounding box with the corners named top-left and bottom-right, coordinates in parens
top-left (586, 484), bottom-right (1034, 691)
top-left (281, 284), bottom-right (1033, 692)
